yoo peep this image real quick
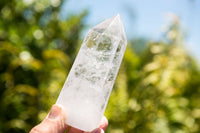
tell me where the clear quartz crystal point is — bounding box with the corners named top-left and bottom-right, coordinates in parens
top-left (56, 14), bottom-right (127, 131)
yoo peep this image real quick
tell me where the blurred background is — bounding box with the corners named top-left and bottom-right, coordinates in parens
top-left (0, 0), bottom-right (200, 132)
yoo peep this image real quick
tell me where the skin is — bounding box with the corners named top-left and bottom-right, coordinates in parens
top-left (30, 105), bottom-right (108, 133)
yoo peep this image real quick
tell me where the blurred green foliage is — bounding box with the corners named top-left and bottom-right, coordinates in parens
top-left (0, 0), bottom-right (200, 133)
top-left (106, 21), bottom-right (200, 133)
top-left (0, 0), bottom-right (86, 132)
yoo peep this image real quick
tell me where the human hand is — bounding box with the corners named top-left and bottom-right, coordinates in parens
top-left (30, 105), bottom-right (108, 133)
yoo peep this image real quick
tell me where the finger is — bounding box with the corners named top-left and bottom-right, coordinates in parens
top-left (30, 104), bottom-right (68, 133)
top-left (99, 116), bottom-right (108, 131)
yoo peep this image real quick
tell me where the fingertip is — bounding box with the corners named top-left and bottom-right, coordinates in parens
top-left (99, 116), bottom-right (108, 130)
top-left (91, 128), bottom-right (104, 133)
top-left (90, 128), bottom-right (101, 133)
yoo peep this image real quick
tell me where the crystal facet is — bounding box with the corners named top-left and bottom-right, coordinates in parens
top-left (56, 15), bottom-right (127, 131)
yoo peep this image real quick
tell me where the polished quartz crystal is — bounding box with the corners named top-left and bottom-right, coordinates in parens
top-left (56, 14), bottom-right (127, 131)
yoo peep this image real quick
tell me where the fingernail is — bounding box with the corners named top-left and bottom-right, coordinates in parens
top-left (101, 116), bottom-right (108, 124)
top-left (100, 129), bottom-right (105, 133)
top-left (48, 105), bottom-right (62, 120)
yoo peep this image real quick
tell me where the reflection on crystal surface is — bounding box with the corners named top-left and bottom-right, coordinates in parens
top-left (56, 14), bottom-right (127, 131)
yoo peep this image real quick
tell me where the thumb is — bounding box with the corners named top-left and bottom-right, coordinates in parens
top-left (30, 105), bottom-right (68, 133)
